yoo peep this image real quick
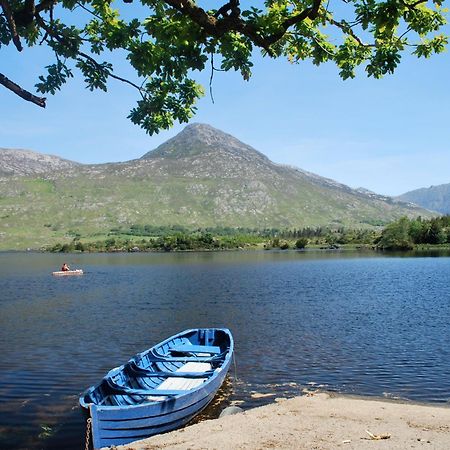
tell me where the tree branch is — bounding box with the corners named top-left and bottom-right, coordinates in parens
top-left (215, 0), bottom-right (240, 19)
top-left (330, 18), bottom-right (370, 47)
top-left (264, 0), bottom-right (323, 46)
top-left (35, 12), bottom-right (144, 95)
top-left (0, 72), bottom-right (46, 107)
top-left (0, 0), bottom-right (23, 51)
top-left (162, 0), bottom-right (323, 55)
top-left (35, 0), bottom-right (57, 14)
top-left (163, 0), bottom-right (220, 34)
top-left (77, 51), bottom-right (144, 93)
top-left (400, 0), bottom-right (428, 8)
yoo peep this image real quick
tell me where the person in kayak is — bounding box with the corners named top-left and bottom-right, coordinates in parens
top-left (61, 263), bottom-right (70, 271)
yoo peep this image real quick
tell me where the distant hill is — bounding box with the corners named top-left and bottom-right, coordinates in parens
top-left (396, 183), bottom-right (450, 215)
top-left (0, 148), bottom-right (79, 176)
top-left (0, 123), bottom-right (433, 250)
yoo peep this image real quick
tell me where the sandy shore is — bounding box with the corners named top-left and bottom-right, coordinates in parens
top-left (114, 392), bottom-right (450, 450)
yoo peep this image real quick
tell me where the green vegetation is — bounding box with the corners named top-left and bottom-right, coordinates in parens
top-left (1, 0), bottom-right (447, 134)
top-left (44, 218), bottom-right (450, 253)
top-left (46, 230), bottom-right (263, 253)
top-left (44, 224), bottom-right (374, 252)
top-left (377, 216), bottom-right (450, 250)
top-left (0, 167), bottom-right (430, 251)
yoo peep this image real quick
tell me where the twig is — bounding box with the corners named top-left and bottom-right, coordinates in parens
top-left (365, 430), bottom-right (391, 440)
top-left (209, 53), bottom-right (215, 104)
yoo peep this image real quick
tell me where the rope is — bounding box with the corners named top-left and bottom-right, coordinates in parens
top-left (84, 418), bottom-right (92, 450)
top-left (232, 351), bottom-right (238, 382)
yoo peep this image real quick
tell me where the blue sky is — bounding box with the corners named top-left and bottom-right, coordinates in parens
top-left (1, 13), bottom-right (449, 197)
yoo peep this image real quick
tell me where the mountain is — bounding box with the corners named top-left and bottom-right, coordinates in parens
top-left (0, 123), bottom-right (433, 250)
top-left (396, 183), bottom-right (450, 215)
top-left (0, 148), bottom-right (79, 177)
top-left (142, 123), bottom-right (270, 162)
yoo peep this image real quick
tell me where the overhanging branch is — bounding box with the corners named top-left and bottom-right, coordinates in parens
top-left (330, 18), bottom-right (371, 47)
top-left (265, 0), bottom-right (323, 46)
top-left (161, 0), bottom-right (323, 55)
top-left (0, 0), bottom-right (23, 51)
top-left (0, 73), bottom-right (46, 107)
top-left (35, 0), bottom-right (57, 14)
top-left (35, 13), bottom-right (144, 96)
top-left (77, 51), bottom-right (144, 94)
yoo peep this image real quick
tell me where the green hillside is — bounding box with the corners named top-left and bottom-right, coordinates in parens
top-left (0, 124), bottom-right (433, 250)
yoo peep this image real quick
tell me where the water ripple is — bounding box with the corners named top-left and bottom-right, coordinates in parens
top-left (1, 251), bottom-right (450, 449)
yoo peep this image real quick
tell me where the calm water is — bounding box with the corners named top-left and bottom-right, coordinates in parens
top-left (1, 250), bottom-right (450, 449)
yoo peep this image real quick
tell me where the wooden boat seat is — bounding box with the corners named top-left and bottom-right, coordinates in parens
top-left (156, 362), bottom-right (211, 392)
top-left (147, 348), bottom-right (227, 363)
top-left (108, 362), bottom-right (212, 398)
top-left (127, 360), bottom-right (215, 378)
top-left (106, 378), bottom-right (188, 396)
top-left (168, 344), bottom-right (221, 355)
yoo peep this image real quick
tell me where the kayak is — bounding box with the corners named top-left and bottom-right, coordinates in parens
top-left (80, 328), bottom-right (234, 449)
top-left (52, 269), bottom-right (83, 276)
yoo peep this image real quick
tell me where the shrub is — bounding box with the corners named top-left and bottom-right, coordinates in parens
top-left (295, 237), bottom-right (308, 249)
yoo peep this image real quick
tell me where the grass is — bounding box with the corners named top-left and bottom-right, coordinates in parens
top-left (0, 165), bottom-right (434, 250)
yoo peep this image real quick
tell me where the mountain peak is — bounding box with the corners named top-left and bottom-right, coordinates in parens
top-left (141, 123), bottom-right (269, 162)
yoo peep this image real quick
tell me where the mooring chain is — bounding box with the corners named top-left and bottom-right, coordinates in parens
top-left (85, 418), bottom-right (92, 450)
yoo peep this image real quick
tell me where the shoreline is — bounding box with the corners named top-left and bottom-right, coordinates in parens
top-left (2, 244), bottom-right (450, 253)
top-left (114, 391), bottom-right (450, 450)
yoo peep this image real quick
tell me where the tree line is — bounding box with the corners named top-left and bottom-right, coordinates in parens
top-left (377, 216), bottom-right (450, 250)
top-left (46, 217), bottom-right (450, 253)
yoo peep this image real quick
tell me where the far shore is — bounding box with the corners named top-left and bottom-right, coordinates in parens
top-left (113, 391), bottom-right (450, 450)
top-left (2, 244), bottom-right (450, 253)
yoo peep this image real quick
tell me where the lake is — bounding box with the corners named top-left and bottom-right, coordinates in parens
top-left (1, 250), bottom-right (450, 449)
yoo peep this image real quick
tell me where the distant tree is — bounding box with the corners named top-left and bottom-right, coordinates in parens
top-left (1, 0), bottom-right (447, 134)
top-left (378, 217), bottom-right (414, 250)
top-left (423, 219), bottom-right (446, 244)
top-left (325, 233), bottom-right (337, 246)
top-left (198, 232), bottom-right (214, 246)
top-left (295, 237), bottom-right (308, 249)
top-left (408, 218), bottom-right (425, 244)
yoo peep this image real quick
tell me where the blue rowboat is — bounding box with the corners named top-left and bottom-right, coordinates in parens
top-left (79, 328), bottom-right (234, 449)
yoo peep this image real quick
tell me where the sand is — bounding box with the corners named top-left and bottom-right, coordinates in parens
top-left (114, 392), bottom-right (450, 450)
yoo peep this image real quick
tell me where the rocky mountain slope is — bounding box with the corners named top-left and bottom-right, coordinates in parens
top-left (0, 124), bottom-right (433, 250)
top-left (0, 148), bottom-right (79, 176)
top-left (397, 183), bottom-right (450, 215)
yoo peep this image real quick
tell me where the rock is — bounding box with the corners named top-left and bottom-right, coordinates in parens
top-left (219, 406), bottom-right (244, 418)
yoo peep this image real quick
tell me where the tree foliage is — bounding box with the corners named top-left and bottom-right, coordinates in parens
top-left (377, 215), bottom-right (450, 249)
top-left (1, 0), bottom-right (447, 133)
top-left (45, 217), bottom-right (450, 252)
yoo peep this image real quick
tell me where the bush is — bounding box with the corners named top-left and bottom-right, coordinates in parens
top-left (295, 237), bottom-right (308, 249)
